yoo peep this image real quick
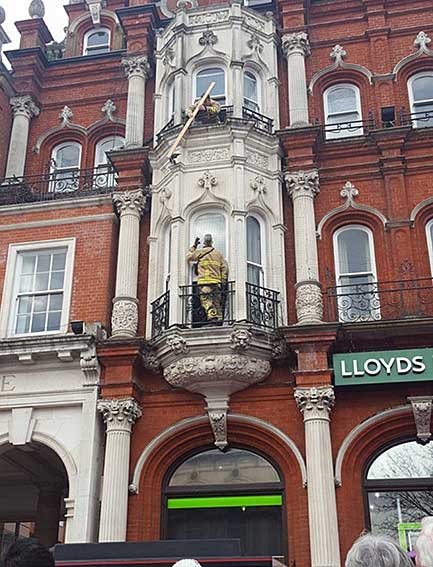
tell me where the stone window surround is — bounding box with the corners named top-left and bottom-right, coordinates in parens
top-left (0, 238), bottom-right (76, 339)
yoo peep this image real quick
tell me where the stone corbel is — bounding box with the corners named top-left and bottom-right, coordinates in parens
top-left (205, 396), bottom-right (229, 450)
top-left (80, 344), bottom-right (100, 386)
top-left (408, 396), bottom-right (433, 444)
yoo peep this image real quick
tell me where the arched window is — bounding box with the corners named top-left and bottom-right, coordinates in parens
top-left (195, 68), bottom-right (226, 103)
top-left (190, 211), bottom-right (227, 257)
top-left (168, 82), bottom-right (176, 121)
top-left (165, 448), bottom-right (284, 556)
top-left (50, 142), bottom-right (81, 193)
top-left (426, 219), bottom-right (433, 276)
top-left (94, 136), bottom-right (124, 169)
top-left (408, 72), bottom-right (433, 128)
top-left (247, 216), bottom-right (263, 286)
top-left (83, 28), bottom-right (110, 56)
top-left (324, 84), bottom-right (363, 139)
top-left (333, 225), bottom-right (378, 322)
top-left (364, 440), bottom-right (433, 550)
top-left (244, 72), bottom-right (259, 112)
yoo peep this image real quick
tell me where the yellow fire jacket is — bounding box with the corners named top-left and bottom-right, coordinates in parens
top-left (186, 246), bottom-right (229, 285)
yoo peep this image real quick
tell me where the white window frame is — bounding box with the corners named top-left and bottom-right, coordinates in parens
top-left (94, 136), bottom-right (124, 168)
top-left (324, 83), bottom-right (363, 140)
top-left (83, 28), bottom-right (111, 56)
top-left (0, 239), bottom-right (76, 339)
top-left (408, 72), bottom-right (433, 129)
top-left (194, 67), bottom-right (226, 104)
top-left (167, 81), bottom-right (176, 122)
top-left (333, 225), bottom-right (378, 322)
top-left (426, 219), bottom-right (433, 276)
top-left (50, 142), bottom-right (82, 193)
top-left (189, 210), bottom-right (228, 283)
top-left (243, 71), bottom-right (260, 113)
top-left (246, 214), bottom-right (265, 287)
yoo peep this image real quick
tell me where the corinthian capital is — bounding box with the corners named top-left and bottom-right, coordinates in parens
top-left (97, 398), bottom-right (142, 432)
top-left (281, 32), bottom-right (310, 57)
top-left (294, 386), bottom-right (335, 421)
top-left (285, 169), bottom-right (319, 200)
top-left (10, 95), bottom-right (40, 119)
top-left (113, 189), bottom-right (147, 217)
top-left (121, 55), bottom-right (152, 80)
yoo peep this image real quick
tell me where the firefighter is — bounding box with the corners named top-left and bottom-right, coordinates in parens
top-left (186, 234), bottom-right (228, 323)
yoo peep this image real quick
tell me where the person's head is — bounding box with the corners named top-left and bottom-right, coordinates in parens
top-left (345, 534), bottom-right (413, 567)
top-left (415, 517), bottom-right (433, 567)
top-left (2, 538), bottom-right (55, 567)
top-left (203, 234), bottom-right (213, 247)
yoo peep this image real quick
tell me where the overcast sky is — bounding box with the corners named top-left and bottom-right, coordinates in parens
top-left (2, 0), bottom-right (68, 51)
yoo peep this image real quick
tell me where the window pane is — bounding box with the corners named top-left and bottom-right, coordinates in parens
top-left (169, 448), bottom-right (280, 487)
top-left (50, 271), bottom-right (65, 290)
top-left (196, 68), bottom-right (225, 99)
top-left (55, 145), bottom-right (80, 169)
top-left (33, 295), bottom-right (48, 313)
top-left (31, 313), bottom-right (46, 333)
top-left (247, 217), bottom-right (261, 264)
top-left (49, 294), bottom-right (63, 312)
top-left (15, 314), bottom-right (30, 334)
top-left (337, 229), bottom-right (372, 274)
top-left (36, 254), bottom-right (51, 272)
top-left (47, 311), bottom-right (61, 331)
top-left (95, 137), bottom-right (124, 166)
top-left (192, 213), bottom-right (226, 256)
top-left (327, 87), bottom-right (358, 114)
top-left (21, 255), bottom-right (36, 275)
top-left (412, 75), bottom-right (433, 102)
top-left (52, 252), bottom-right (66, 271)
top-left (87, 30), bottom-right (109, 48)
top-left (19, 275), bottom-right (33, 293)
top-left (367, 441), bottom-right (433, 480)
top-left (248, 264), bottom-right (262, 287)
top-left (34, 273), bottom-right (49, 292)
top-left (244, 73), bottom-right (257, 103)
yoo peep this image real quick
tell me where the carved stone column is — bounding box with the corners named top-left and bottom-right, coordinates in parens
top-left (295, 386), bottom-right (340, 567)
top-left (112, 190), bottom-right (146, 337)
top-left (97, 398), bottom-right (142, 542)
top-left (281, 32), bottom-right (310, 126)
top-left (285, 169), bottom-right (323, 324)
top-left (122, 55), bottom-right (151, 148)
top-left (5, 95), bottom-right (40, 178)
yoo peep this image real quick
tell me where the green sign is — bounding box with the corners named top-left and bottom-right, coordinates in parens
top-left (333, 348), bottom-right (433, 386)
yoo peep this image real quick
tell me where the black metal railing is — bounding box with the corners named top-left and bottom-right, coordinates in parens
top-left (400, 109), bottom-right (433, 129)
top-left (246, 283), bottom-right (280, 329)
top-left (0, 166), bottom-right (118, 205)
top-left (326, 278), bottom-right (433, 323)
top-left (179, 281), bottom-right (235, 327)
top-left (241, 106), bottom-right (273, 133)
top-left (322, 116), bottom-right (376, 140)
top-left (151, 290), bottom-right (170, 337)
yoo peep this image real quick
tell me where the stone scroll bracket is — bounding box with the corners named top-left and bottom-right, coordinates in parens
top-left (408, 396), bottom-right (433, 444)
top-left (205, 396), bottom-right (230, 451)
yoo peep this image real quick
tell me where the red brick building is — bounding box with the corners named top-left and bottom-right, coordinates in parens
top-left (0, 0), bottom-right (433, 566)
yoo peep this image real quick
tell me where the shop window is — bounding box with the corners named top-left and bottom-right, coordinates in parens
top-left (333, 225), bottom-right (379, 322)
top-left (83, 28), bottom-right (111, 56)
top-left (247, 216), bottom-right (263, 286)
top-left (365, 440), bottom-right (433, 552)
top-left (165, 448), bottom-right (284, 557)
top-left (324, 84), bottom-right (363, 139)
top-left (195, 68), bottom-right (226, 104)
top-left (408, 72), bottom-right (433, 128)
top-left (244, 72), bottom-right (259, 113)
top-left (1, 239), bottom-right (75, 337)
top-left (50, 142), bottom-right (81, 193)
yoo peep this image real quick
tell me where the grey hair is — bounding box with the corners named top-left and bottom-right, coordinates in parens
top-left (415, 517), bottom-right (433, 567)
top-left (203, 233), bottom-right (213, 245)
top-left (345, 534), bottom-right (413, 567)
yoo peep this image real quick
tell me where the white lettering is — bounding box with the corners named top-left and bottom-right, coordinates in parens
top-left (379, 357), bottom-right (395, 375)
top-left (364, 359), bottom-right (382, 376)
top-left (341, 360), bottom-right (352, 377)
top-left (0, 375), bottom-right (15, 392)
top-left (396, 357), bottom-right (412, 374)
top-left (412, 356), bottom-right (426, 373)
top-left (353, 360), bottom-right (364, 376)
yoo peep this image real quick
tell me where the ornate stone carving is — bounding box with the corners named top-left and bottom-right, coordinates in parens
top-left (272, 336), bottom-right (288, 360)
top-left (250, 176), bottom-right (267, 195)
top-left (245, 14), bottom-right (265, 31)
top-left (80, 344), bottom-right (100, 386)
top-left (122, 55), bottom-right (151, 80)
top-left (295, 281), bottom-right (323, 324)
top-left (247, 32), bottom-right (264, 54)
top-left (162, 46), bottom-right (175, 67)
top-left (206, 397), bottom-right (229, 450)
top-left (97, 398), bottom-right (142, 432)
top-left (294, 386), bottom-right (335, 421)
top-left (29, 0), bottom-right (45, 18)
top-left (230, 329), bottom-right (252, 351)
top-left (340, 180), bottom-right (358, 204)
top-left (164, 354), bottom-right (271, 391)
top-left (245, 150), bottom-right (269, 168)
top-left (198, 170), bottom-right (217, 191)
top-left (414, 31), bottom-right (431, 50)
top-left (330, 44), bottom-right (347, 64)
top-left (167, 334), bottom-right (189, 355)
top-left (101, 99), bottom-right (117, 121)
top-left (281, 32), bottom-right (310, 57)
top-left (188, 148), bottom-right (230, 163)
top-left (113, 189), bottom-right (147, 217)
top-left (142, 350), bottom-right (160, 372)
top-left (10, 96), bottom-right (40, 119)
top-left (87, 0), bottom-right (104, 25)
top-left (199, 30), bottom-right (218, 47)
top-left (409, 396), bottom-right (433, 444)
top-left (285, 169), bottom-right (320, 200)
top-left (111, 297), bottom-right (139, 337)
top-left (188, 10), bottom-right (229, 26)
top-left (59, 105), bottom-right (73, 125)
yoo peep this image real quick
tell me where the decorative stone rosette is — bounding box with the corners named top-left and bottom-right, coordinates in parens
top-left (111, 297), bottom-right (139, 337)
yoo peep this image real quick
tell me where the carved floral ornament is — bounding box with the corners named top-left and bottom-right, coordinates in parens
top-left (230, 328), bottom-right (252, 351)
top-left (111, 297), bottom-right (139, 336)
top-left (247, 32), bottom-right (264, 54)
top-left (294, 386), bottom-right (335, 418)
top-left (295, 281), bottom-right (323, 324)
top-left (10, 96), bottom-right (40, 119)
top-left (285, 169), bottom-right (320, 200)
top-left (97, 398), bottom-right (142, 430)
top-left (198, 170), bottom-right (217, 191)
top-left (199, 30), bottom-right (218, 47)
top-left (112, 189), bottom-right (147, 217)
top-left (250, 176), bottom-right (267, 195)
top-left (281, 31), bottom-right (310, 58)
top-left (393, 31), bottom-right (433, 78)
top-left (408, 396), bottom-right (433, 444)
top-left (121, 55), bottom-right (152, 80)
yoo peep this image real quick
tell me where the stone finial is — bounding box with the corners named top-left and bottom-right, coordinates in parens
top-left (414, 31), bottom-right (431, 50)
top-left (59, 105), bottom-right (73, 125)
top-left (340, 181), bottom-right (359, 204)
top-left (29, 0), bottom-right (45, 19)
top-left (330, 44), bottom-right (346, 64)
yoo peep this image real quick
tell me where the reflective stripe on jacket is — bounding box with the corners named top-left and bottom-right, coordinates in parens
top-left (186, 246), bottom-right (229, 284)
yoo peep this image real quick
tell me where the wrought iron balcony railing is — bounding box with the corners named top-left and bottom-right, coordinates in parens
top-left (241, 106), bottom-right (274, 133)
top-left (246, 283), bottom-right (280, 329)
top-left (180, 281), bottom-right (235, 328)
top-left (326, 278), bottom-right (433, 323)
top-left (322, 115), bottom-right (376, 140)
top-left (400, 109), bottom-right (433, 129)
top-left (151, 289), bottom-right (170, 338)
top-left (0, 166), bottom-right (118, 205)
